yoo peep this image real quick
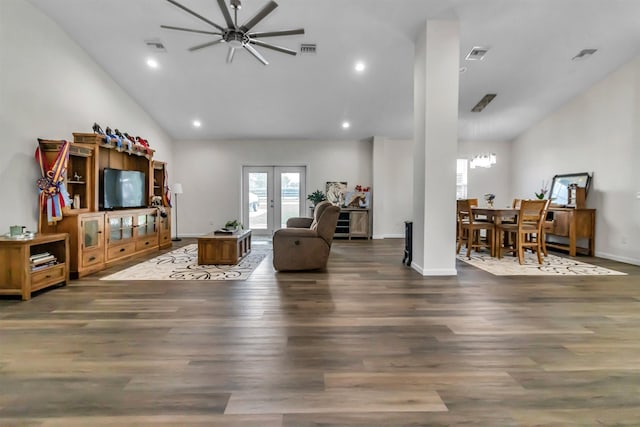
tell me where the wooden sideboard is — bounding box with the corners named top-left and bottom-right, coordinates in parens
top-left (545, 208), bottom-right (595, 256)
top-left (335, 208), bottom-right (371, 239)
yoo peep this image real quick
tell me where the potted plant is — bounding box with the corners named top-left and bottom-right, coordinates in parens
top-left (307, 190), bottom-right (327, 207)
top-left (224, 219), bottom-right (243, 231)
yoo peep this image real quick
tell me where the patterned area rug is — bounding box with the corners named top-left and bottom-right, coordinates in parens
top-left (457, 249), bottom-right (626, 276)
top-left (101, 242), bottom-right (270, 281)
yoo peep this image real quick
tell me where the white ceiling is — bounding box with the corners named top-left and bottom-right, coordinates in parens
top-left (28, 0), bottom-right (640, 142)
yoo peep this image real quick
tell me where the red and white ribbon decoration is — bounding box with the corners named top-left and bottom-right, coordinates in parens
top-left (35, 141), bottom-right (71, 222)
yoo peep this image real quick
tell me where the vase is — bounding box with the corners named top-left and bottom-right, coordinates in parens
top-left (487, 200), bottom-right (494, 208)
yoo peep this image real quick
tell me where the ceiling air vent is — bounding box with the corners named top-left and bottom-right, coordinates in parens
top-left (471, 94), bottom-right (497, 112)
top-left (145, 39), bottom-right (167, 52)
top-left (465, 46), bottom-right (489, 61)
top-left (300, 43), bottom-right (317, 54)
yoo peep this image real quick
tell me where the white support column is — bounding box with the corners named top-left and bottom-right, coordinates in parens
top-left (412, 20), bottom-right (460, 275)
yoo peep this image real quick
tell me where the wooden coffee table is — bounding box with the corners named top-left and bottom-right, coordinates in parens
top-left (197, 229), bottom-right (251, 265)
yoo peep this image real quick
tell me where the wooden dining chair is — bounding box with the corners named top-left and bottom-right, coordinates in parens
top-left (536, 199), bottom-right (552, 256)
top-left (496, 199), bottom-right (547, 264)
top-left (456, 199), bottom-right (494, 259)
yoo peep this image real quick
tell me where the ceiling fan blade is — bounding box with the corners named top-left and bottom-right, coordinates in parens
top-left (165, 0), bottom-right (225, 32)
top-left (243, 44), bottom-right (269, 65)
top-left (249, 28), bottom-right (305, 38)
top-left (216, 0), bottom-right (236, 29)
top-left (188, 38), bottom-right (224, 51)
top-left (249, 39), bottom-right (296, 56)
top-left (160, 25), bottom-right (222, 36)
top-left (239, 1), bottom-right (278, 32)
top-left (227, 47), bottom-right (236, 63)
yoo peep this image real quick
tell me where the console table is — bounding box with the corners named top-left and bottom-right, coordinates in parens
top-left (197, 229), bottom-right (252, 265)
top-left (546, 208), bottom-right (595, 256)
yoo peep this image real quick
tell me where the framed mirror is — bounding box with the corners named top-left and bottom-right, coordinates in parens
top-left (549, 172), bottom-right (592, 206)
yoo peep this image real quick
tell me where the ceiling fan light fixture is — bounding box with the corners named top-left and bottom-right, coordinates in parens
top-left (161, 0), bottom-right (304, 65)
top-left (225, 32), bottom-right (246, 47)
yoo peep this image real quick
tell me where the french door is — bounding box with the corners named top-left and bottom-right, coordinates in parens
top-left (242, 166), bottom-right (307, 236)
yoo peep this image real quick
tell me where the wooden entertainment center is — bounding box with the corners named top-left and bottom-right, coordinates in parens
top-left (38, 133), bottom-right (171, 277)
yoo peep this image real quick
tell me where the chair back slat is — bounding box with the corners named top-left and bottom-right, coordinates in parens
top-left (518, 199), bottom-right (547, 228)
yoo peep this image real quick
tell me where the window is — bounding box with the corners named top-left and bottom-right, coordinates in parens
top-left (456, 158), bottom-right (468, 199)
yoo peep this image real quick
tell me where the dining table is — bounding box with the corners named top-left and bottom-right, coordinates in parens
top-left (471, 206), bottom-right (520, 257)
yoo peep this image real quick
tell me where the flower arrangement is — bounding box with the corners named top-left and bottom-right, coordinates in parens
top-left (535, 180), bottom-right (549, 199)
top-left (484, 193), bottom-right (495, 207)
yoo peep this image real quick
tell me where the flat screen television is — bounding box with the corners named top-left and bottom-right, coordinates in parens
top-left (102, 168), bottom-right (146, 209)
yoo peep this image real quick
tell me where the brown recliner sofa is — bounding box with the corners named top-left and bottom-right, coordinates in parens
top-left (272, 201), bottom-right (340, 271)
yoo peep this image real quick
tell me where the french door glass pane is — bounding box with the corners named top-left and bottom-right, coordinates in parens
top-left (248, 172), bottom-right (267, 230)
top-left (280, 172), bottom-right (300, 228)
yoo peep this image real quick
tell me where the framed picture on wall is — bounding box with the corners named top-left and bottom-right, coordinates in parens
top-left (344, 191), bottom-right (370, 208)
top-left (326, 181), bottom-right (347, 206)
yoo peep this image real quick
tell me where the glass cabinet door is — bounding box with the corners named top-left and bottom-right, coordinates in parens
top-left (137, 214), bottom-right (157, 237)
top-left (82, 216), bottom-right (103, 249)
top-left (109, 215), bottom-right (134, 243)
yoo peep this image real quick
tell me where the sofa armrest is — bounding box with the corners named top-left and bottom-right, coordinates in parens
top-left (272, 229), bottom-right (331, 271)
top-left (286, 217), bottom-right (314, 228)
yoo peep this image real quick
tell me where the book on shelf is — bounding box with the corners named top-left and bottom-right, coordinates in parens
top-left (31, 261), bottom-right (57, 271)
top-left (30, 252), bottom-right (51, 261)
top-left (31, 255), bottom-right (56, 266)
top-left (214, 229), bottom-right (234, 235)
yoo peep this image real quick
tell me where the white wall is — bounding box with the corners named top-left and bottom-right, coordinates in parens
top-left (172, 139), bottom-right (373, 236)
top-left (512, 56), bottom-right (640, 265)
top-left (458, 140), bottom-right (512, 207)
top-left (372, 137), bottom-right (413, 238)
top-left (0, 0), bottom-right (174, 234)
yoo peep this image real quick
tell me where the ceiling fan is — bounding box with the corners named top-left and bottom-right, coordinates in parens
top-left (161, 0), bottom-right (304, 65)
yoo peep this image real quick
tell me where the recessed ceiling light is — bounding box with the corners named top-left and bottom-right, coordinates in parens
top-left (192, 120), bottom-right (202, 128)
top-left (355, 61), bottom-right (366, 72)
top-left (146, 58), bottom-right (159, 69)
top-left (342, 121), bottom-right (350, 129)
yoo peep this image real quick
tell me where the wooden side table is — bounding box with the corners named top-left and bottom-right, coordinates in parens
top-left (197, 229), bottom-right (252, 265)
top-left (0, 233), bottom-right (69, 300)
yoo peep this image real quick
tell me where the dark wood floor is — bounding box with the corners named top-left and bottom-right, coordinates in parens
top-left (1, 238), bottom-right (639, 426)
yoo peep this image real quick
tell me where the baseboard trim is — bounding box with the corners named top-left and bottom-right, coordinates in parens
top-left (411, 263), bottom-right (457, 276)
top-left (373, 234), bottom-right (404, 239)
top-left (594, 251), bottom-right (640, 267)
